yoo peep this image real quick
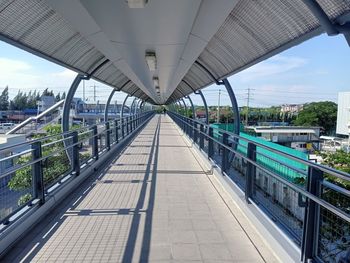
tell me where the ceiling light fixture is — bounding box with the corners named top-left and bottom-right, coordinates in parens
top-left (153, 77), bottom-right (159, 87)
top-left (145, 51), bottom-right (156, 71)
top-left (127, 0), bottom-right (148, 8)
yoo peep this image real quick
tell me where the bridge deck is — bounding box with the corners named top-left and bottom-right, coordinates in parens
top-left (4, 115), bottom-right (277, 262)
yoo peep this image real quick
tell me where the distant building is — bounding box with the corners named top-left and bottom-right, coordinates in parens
top-left (245, 126), bottom-right (321, 153)
top-left (336, 91), bottom-right (350, 136)
top-left (0, 134), bottom-right (26, 175)
top-left (38, 96), bottom-right (56, 112)
top-left (280, 104), bottom-right (303, 114)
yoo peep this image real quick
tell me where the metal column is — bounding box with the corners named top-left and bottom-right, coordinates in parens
top-left (195, 90), bottom-right (209, 125)
top-left (222, 78), bottom-right (240, 136)
top-left (120, 95), bottom-right (130, 119)
top-left (104, 89), bottom-right (116, 122)
top-left (181, 98), bottom-right (188, 117)
top-left (186, 95), bottom-right (195, 119)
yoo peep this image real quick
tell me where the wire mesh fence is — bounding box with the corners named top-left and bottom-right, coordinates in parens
top-left (317, 184), bottom-right (350, 262)
top-left (168, 111), bottom-right (350, 263)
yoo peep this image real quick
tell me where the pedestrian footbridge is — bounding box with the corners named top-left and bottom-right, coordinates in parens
top-left (2, 115), bottom-right (279, 262)
top-left (0, 1), bottom-right (350, 262)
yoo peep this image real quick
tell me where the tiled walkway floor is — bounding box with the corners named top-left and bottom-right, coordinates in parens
top-left (4, 115), bottom-right (278, 262)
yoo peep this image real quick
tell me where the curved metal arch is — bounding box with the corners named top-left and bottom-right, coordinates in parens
top-left (104, 80), bottom-right (132, 122)
top-left (181, 98), bottom-right (188, 117)
top-left (130, 98), bottom-right (137, 115)
top-left (120, 94), bottom-right (130, 119)
top-left (186, 96), bottom-right (195, 119)
top-left (194, 90), bottom-right (209, 125)
top-left (104, 89), bottom-right (116, 122)
top-left (62, 59), bottom-right (110, 133)
top-left (194, 60), bottom-right (240, 135)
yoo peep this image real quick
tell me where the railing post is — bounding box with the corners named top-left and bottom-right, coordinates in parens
top-left (301, 167), bottom-right (323, 262)
top-left (31, 141), bottom-right (45, 204)
top-left (126, 117), bottom-right (130, 135)
top-left (91, 125), bottom-right (99, 160)
top-left (105, 122), bottom-right (111, 150)
top-left (121, 118), bottom-right (125, 138)
top-left (245, 142), bottom-right (256, 202)
top-left (221, 133), bottom-right (229, 173)
top-left (71, 131), bottom-right (80, 176)
top-left (194, 122), bottom-right (198, 143)
top-left (208, 127), bottom-right (214, 159)
top-left (200, 124), bottom-right (204, 149)
top-left (114, 119), bottom-right (119, 143)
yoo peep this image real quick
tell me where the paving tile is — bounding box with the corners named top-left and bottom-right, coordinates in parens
top-left (172, 243), bottom-right (202, 261)
top-left (199, 244), bottom-right (232, 261)
top-left (4, 116), bottom-right (274, 263)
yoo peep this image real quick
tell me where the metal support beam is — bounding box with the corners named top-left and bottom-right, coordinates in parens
top-left (104, 89), bottom-right (116, 122)
top-left (221, 79), bottom-right (240, 136)
top-left (135, 99), bottom-right (142, 115)
top-left (181, 98), bottom-right (188, 117)
top-left (62, 59), bottom-right (110, 163)
top-left (186, 96), bottom-right (195, 119)
top-left (62, 74), bottom-right (87, 134)
top-left (194, 90), bottom-right (209, 125)
top-left (130, 98), bottom-right (137, 115)
top-left (302, 0), bottom-right (350, 45)
top-left (120, 95), bottom-right (130, 119)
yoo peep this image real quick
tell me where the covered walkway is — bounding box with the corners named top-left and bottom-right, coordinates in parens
top-left (4, 115), bottom-right (277, 262)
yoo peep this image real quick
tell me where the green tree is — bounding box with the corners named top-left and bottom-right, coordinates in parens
top-left (0, 86), bottom-right (9, 110)
top-left (293, 101), bottom-right (337, 135)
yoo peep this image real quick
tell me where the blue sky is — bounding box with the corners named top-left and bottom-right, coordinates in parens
top-left (0, 33), bottom-right (349, 107)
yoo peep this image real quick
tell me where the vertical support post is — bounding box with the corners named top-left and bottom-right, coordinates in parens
top-left (71, 131), bottom-right (80, 176)
top-left (91, 125), bottom-right (99, 160)
top-left (126, 117), bottom-right (130, 134)
top-left (221, 133), bottom-right (229, 173)
top-left (121, 118), bottom-right (125, 138)
top-left (195, 90), bottom-right (209, 125)
top-left (105, 122), bottom-right (111, 150)
top-left (182, 98), bottom-right (188, 117)
top-left (120, 95), bottom-right (130, 120)
top-left (246, 142), bottom-right (257, 202)
top-left (104, 89), bottom-right (116, 122)
top-left (114, 119), bottom-right (119, 143)
top-left (31, 141), bottom-right (45, 204)
top-left (222, 79), bottom-right (240, 137)
top-left (301, 167), bottom-right (323, 262)
top-left (186, 96), bottom-right (195, 119)
top-left (208, 127), bottom-right (214, 158)
top-left (194, 121), bottom-right (198, 143)
top-left (200, 124), bottom-right (204, 149)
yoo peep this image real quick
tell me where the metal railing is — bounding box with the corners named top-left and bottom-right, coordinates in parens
top-left (0, 111), bottom-right (154, 231)
top-left (168, 111), bottom-right (350, 263)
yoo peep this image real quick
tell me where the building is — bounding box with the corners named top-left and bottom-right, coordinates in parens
top-left (336, 91), bottom-right (350, 136)
top-left (244, 126), bottom-right (321, 152)
top-left (0, 134), bottom-right (26, 175)
top-left (37, 96), bottom-right (56, 112)
top-left (280, 104), bottom-right (303, 114)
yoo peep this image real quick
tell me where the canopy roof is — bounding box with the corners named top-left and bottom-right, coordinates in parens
top-left (0, 0), bottom-right (349, 104)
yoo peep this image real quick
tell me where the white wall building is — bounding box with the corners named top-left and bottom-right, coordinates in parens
top-left (336, 92), bottom-right (350, 136)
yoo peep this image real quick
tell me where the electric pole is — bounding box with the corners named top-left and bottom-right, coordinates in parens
top-left (93, 83), bottom-right (96, 102)
top-left (217, 89), bottom-right (221, 123)
top-left (245, 87), bottom-right (252, 126)
top-left (83, 79), bottom-right (85, 101)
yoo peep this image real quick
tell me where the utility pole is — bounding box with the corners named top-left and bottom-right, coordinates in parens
top-left (83, 79), bottom-right (85, 101)
top-left (245, 87), bottom-right (253, 126)
top-left (217, 89), bottom-right (221, 123)
top-left (93, 83), bottom-right (96, 102)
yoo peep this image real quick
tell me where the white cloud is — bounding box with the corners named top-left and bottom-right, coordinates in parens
top-left (0, 58), bottom-right (77, 97)
top-left (236, 55), bottom-right (308, 82)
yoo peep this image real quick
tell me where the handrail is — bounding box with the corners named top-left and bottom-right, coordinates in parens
top-left (6, 100), bottom-right (65, 135)
top-left (0, 110), bottom-right (155, 228)
top-left (170, 111), bottom-right (350, 182)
